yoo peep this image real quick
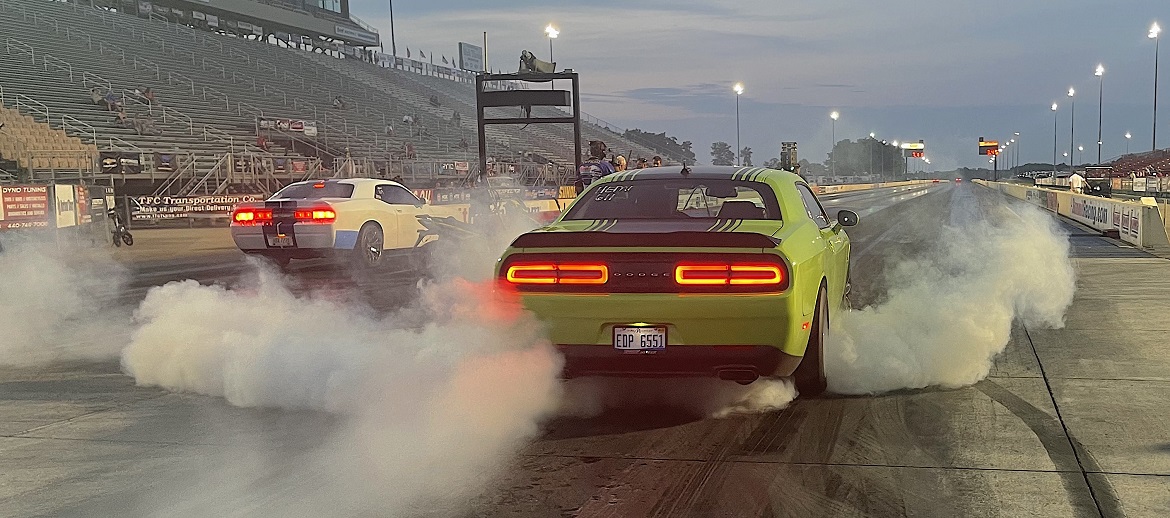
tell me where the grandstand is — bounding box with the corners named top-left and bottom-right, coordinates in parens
top-left (1104, 149), bottom-right (1170, 178)
top-left (0, 0), bottom-right (682, 197)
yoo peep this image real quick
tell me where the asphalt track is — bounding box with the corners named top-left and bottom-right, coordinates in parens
top-left (3, 183), bottom-right (1168, 517)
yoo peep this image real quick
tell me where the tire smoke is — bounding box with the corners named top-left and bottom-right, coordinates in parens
top-left (826, 190), bottom-right (1076, 394)
top-left (559, 376), bottom-right (798, 419)
top-left (120, 262), bottom-right (563, 516)
top-left (0, 236), bottom-right (128, 366)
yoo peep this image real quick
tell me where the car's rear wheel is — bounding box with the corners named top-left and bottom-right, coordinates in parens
top-left (794, 286), bottom-right (828, 397)
top-left (353, 222), bottom-right (384, 269)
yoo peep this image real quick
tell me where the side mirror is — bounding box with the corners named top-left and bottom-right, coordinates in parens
top-left (416, 198), bottom-right (427, 207)
top-left (837, 209), bottom-right (859, 227)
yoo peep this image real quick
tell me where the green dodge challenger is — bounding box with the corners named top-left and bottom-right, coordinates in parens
top-left (496, 166), bottom-right (857, 396)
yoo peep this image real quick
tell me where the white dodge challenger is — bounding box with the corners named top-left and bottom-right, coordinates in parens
top-left (230, 178), bottom-right (462, 268)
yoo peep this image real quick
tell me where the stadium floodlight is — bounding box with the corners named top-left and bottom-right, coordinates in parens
top-left (1150, 22), bottom-right (1161, 150)
top-left (733, 83), bottom-right (744, 165)
top-left (1126, 131), bottom-right (1132, 153)
top-left (829, 111), bottom-right (839, 175)
top-left (1052, 103), bottom-right (1059, 174)
top-left (1096, 64), bottom-right (1105, 163)
top-left (544, 24), bottom-right (559, 74)
top-left (1067, 88), bottom-right (1076, 173)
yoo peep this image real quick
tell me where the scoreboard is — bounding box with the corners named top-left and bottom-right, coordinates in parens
top-left (978, 139), bottom-right (1000, 156)
top-left (900, 140), bottom-right (925, 158)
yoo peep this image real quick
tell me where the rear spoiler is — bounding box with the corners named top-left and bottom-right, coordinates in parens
top-left (510, 231), bottom-right (780, 249)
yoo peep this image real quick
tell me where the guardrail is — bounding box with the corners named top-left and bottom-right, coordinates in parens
top-left (82, 71), bottom-right (112, 92)
top-left (41, 54), bottom-right (74, 81)
top-left (5, 37), bottom-right (34, 63)
top-left (167, 71), bottom-right (196, 95)
top-left (159, 106), bottom-right (194, 135)
top-left (201, 58), bottom-right (227, 79)
top-left (15, 94), bottom-right (49, 121)
top-left (202, 86), bottom-right (231, 110)
top-left (978, 181), bottom-right (1170, 251)
top-left (62, 115), bottom-right (98, 142)
top-left (133, 56), bottom-right (161, 80)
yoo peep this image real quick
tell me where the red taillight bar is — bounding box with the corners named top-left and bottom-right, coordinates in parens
top-left (505, 263), bottom-right (608, 285)
top-left (675, 263), bottom-right (784, 286)
top-left (231, 207), bottom-right (273, 226)
top-left (293, 207), bottom-right (336, 224)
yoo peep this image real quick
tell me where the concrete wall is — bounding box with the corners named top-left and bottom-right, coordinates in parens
top-left (977, 180), bottom-right (1170, 251)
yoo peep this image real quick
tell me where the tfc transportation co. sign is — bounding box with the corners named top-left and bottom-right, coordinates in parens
top-left (132, 194), bottom-right (264, 221)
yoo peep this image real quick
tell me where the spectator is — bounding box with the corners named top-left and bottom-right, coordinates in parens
top-left (457, 137), bottom-right (469, 151)
top-left (143, 87), bottom-right (155, 105)
top-left (451, 111), bottom-right (461, 126)
top-left (429, 95), bottom-right (440, 107)
top-left (132, 87), bottom-right (143, 99)
top-left (333, 96), bottom-right (347, 109)
top-left (611, 155), bottom-right (627, 172)
top-left (114, 110), bottom-right (131, 127)
top-left (257, 134), bottom-right (269, 151)
top-left (140, 116), bottom-right (162, 136)
top-left (636, 157), bottom-right (649, 169)
top-left (103, 91), bottom-right (119, 111)
top-left (404, 141), bottom-right (416, 159)
top-left (652, 156), bottom-right (663, 167)
top-left (385, 124), bottom-right (394, 136)
top-left (575, 140), bottom-right (616, 195)
top-left (90, 88), bottom-right (104, 106)
top-left (392, 174), bottom-right (405, 186)
top-left (1069, 171), bottom-right (1086, 194)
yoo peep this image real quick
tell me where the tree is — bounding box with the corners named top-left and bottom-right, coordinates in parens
top-left (624, 128), bottom-right (697, 164)
top-left (741, 147), bottom-right (753, 166)
top-left (762, 157), bottom-right (780, 169)
top-left (825, 138), bottom-right (906, 178)
top-left (710, 142), bottom-right (735, 165)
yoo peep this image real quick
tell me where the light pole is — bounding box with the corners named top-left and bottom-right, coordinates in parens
top-left (1068, 87), bottom-right (1076, 173)
top-left (868, 132), bottom-right (875, 178)
top-left (1095, 64), bottom-right (1105, 164)
top-left (892, 140), bottom-right (901, 177)
top-left (1051, 103), bottom-right (1059, 174)
top-left (733, 83), bottom-right (744, 166)
top-left (830, 111), bottom-right (839, 176)
top-left (545, 24), bottom-right (558, 90)
top-left (1151, 22), bottom-right (1161, 150)
top-left (1126, 131), bottom-right (1132, 154)
top-left (545, 24), bottom-right (558, 63)
top-left (1078, 144), bottom-right (1084, 165)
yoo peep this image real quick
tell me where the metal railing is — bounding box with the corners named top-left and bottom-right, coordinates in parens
top-left (96, 41), bottom-right (126, 64)
top-left (202, 86), bottom-right (231, 109)
top-left (151, 153), bottom-right (198, 197)
top-left (5, 38), bottom-right (34, 63)
top-left (62, 115), bottom-right (98, 143)
top-left (160, 106), bottom-right (194, 135)
top-left (15, 94), bottom-right (49, 122)
top-left (228, 48), bottom-right (251, 64)
top-left (167, 71), bottom-right (196, 95)
top-left (237, 101), bottom-right (263, 118)
top-left (201, 58), bottom-right (227, 78)
top-left (133, 56), bottom-right (161, 79)
top-left (82, 71), bottom-right (112, 92)
top-left (42, 54), bottom-right (74, 81)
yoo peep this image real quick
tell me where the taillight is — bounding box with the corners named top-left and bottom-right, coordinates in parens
top-left (675, 263), bottom-right (785, 286)
top-left (505, 263), bottom-right (608, 285)
top-left (231, 208), bottom-right (273, 226)
top-left (293, 207), bottom-right (336, 224)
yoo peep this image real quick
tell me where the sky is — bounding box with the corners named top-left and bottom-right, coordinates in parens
top-left (349, 0), bottom-right (1168, 170)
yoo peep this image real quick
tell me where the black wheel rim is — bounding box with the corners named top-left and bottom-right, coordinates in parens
top-left (362, 228), bottom-right (382, 265)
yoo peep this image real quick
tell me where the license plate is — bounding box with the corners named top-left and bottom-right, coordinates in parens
top-left (268, 235), bottom-right (293, 247)
top-left (613, 326), bottom-right (666, 351)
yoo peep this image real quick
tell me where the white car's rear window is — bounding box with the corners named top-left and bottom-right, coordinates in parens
top-left (274, 182), bottom-right (354, 199)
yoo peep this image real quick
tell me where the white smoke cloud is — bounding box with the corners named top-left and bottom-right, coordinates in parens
top-left (826, 193), bottom-right (1076, 394)
top-left (120, 264), bottom-right (563, 516)
top-left (0, 235), bottom-right (128, 366)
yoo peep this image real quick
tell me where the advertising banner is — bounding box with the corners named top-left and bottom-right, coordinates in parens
top-left (156, 153), bottom-right (177, 173)
top-left (54, 184), bottom-right (78, 229)
top-left (131, 194), bottom-right (264, 221)
top-left (100, 151), bottom-right (143, 174)
top-left (458, 42), bottom-right (484, 72)
top-left (0, 185), bottom-right (51, 230)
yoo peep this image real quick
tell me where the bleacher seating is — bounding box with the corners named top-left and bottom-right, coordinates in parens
top-left (0, 0), bottom-right (684, 195)
top-left (1107, 150), bottom-right (1170, 177)
top-left (0, 105), bottom-right (94, 173)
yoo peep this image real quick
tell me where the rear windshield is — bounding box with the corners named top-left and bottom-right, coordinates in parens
top-left (564, 179), bottom-right (781, 220)
top-left (273, 182), bottom-right (354, 199)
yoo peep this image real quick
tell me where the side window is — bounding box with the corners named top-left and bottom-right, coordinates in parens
top-left (379, 185), bottom-right (420, 205)
top-left (796, 184), bottom-right (831, 229)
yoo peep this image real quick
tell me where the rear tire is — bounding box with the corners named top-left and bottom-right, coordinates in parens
top-left (353, 222), bottom-right (384, 269)
top-left (121, 232), bottom-right (134, 246)
top-left (794, 286), bottom-right (829, 397)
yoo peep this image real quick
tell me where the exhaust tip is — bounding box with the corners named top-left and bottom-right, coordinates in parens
top-left (718, 369), bottom-right (759, 385)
